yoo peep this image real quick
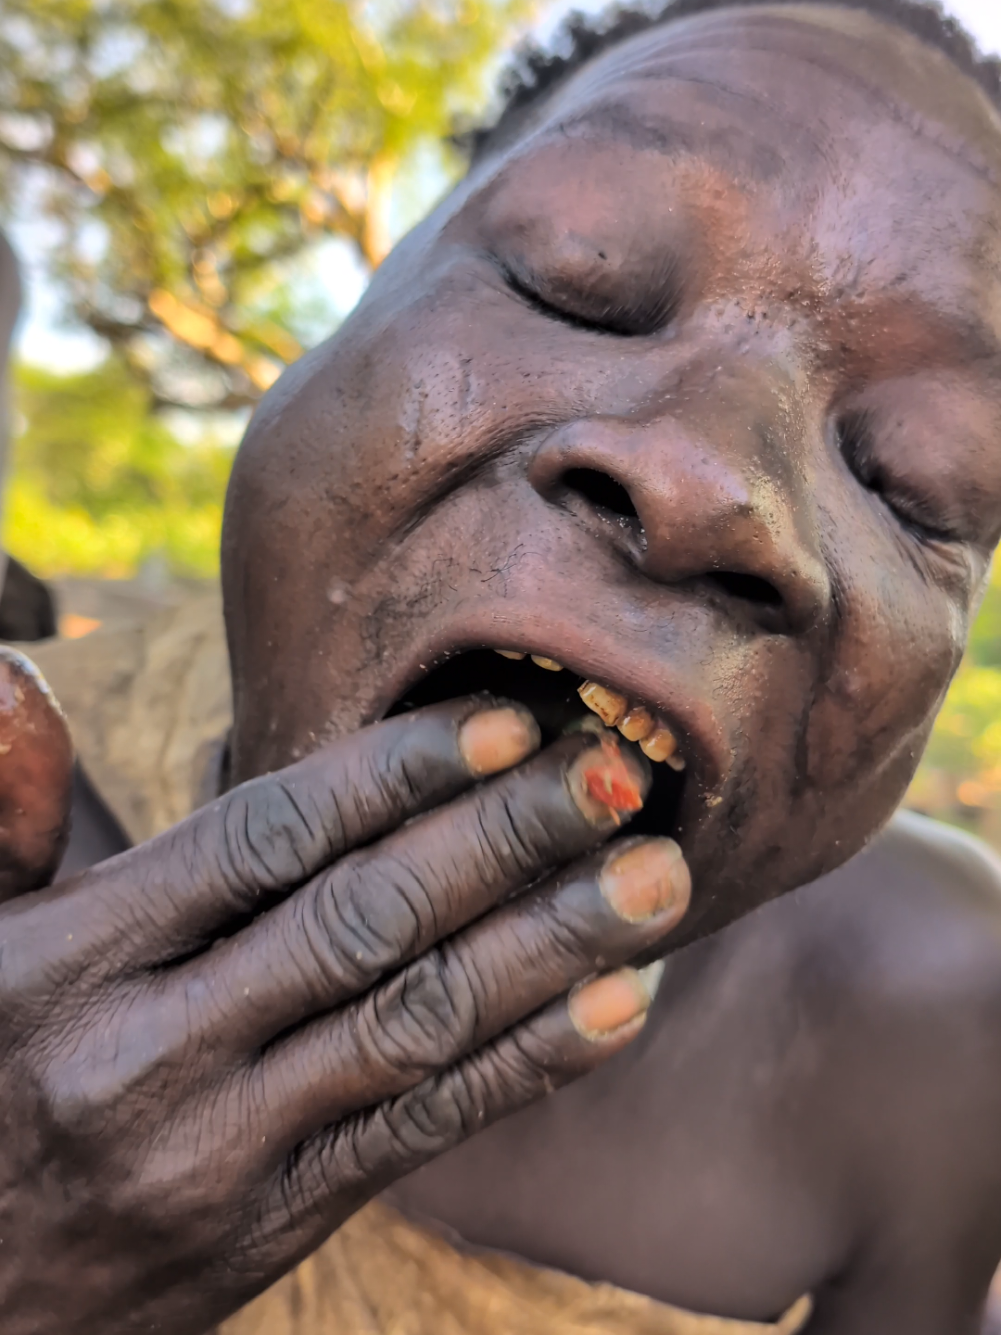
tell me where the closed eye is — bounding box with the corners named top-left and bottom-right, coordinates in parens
top-left (503, 267), bottom-right (621, 335)
top-left (497, 257), bottom-right (680, 338)
top-left (837, 411), bottom-right (962, 545)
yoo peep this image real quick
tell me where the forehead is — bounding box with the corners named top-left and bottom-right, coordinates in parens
top-left (462, 5), bottom-right (1001, 358)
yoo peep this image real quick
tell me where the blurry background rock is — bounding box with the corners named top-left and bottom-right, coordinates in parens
top-left (0, 0), bottom-right (1000, 846)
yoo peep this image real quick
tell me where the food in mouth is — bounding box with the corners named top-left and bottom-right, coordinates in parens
top-left (386, 648), bottom-right (688, 842)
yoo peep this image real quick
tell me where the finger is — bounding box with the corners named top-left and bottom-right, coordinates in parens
top-left (184, 734), bottom-right (651, 1048)
top-left (0, 649), bottom-right (74, 902)
top-left (251, 838), bottom-right (689, 1146)
top-left (249, 974), bottom-right (652, 1269)
top-left (74, 696), bottom-right (541, 963)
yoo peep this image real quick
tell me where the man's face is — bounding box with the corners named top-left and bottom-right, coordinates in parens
top-left (222, 5), bottom-right (1001, 941)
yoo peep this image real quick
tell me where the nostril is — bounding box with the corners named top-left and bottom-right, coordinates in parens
top-left (707, 571), bottom-right (783, 607)
top-left (562, 468), bottom-right (639, 520)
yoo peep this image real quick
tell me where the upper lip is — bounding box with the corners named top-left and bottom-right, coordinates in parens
top-left (367, 610), bottom-right (731, 807)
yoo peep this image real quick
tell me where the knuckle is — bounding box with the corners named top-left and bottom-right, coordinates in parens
top-left (540, 902), bottom-right (606, 966)
top-left (302, 857), bottom-right (427, 992)
top-left (0, 904), bottom-right (110, 1029)
top-left (271, 1144), bottom-right (326, 1235)
top-left (462, 1022), bottom-right (577, 1109)
top-left (340, 735), bottom-right (433, 838)
top-left (472, 793), bottom-right (551, 883)
top-left (362, 950), bottom-right (477, 1076)
top-left (419, 1061), bottom-right (488, 1139)
top-left (374, 734), bottom-right (428, 812)
top-left (33, 989), bottom-right (200, 1148)
top-left (315, 1036), bottom-right (550, 1196)
top-left (391, 1078), bottom-right (471, 1152)
top-left (505, 1024), bottom-right (563, 1085)
top-left (216, 774), bottom-right (337, 898)
top-left (372, 1065), bottom-right (485, 1167)
top-left (35, 1040), bottom-right (133, 1147)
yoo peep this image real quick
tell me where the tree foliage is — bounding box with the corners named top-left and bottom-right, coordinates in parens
top-left (4, 358), bottom-right (231, 575)
top-left (0, 0), bottom-right (530, 409)
top-left (906, 568), bottom-right (1001, 844)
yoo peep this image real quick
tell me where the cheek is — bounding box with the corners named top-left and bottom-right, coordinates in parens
top-left (806, 553), bottom-right (963, 802)
top-left (231, 299), bottom-right (483, 577)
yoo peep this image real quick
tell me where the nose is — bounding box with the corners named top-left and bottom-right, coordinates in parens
top-left (528, 405), bottom-right (830, 634)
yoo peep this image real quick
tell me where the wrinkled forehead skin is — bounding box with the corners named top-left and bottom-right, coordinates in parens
top-left (223, 5), bottom-right (1001, 942)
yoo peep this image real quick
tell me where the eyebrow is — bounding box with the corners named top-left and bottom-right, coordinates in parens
top-left (533, 81), bottom-right (1001, 380)
top-left (552, 29), bottom-right (1001, 188)
top-left (553, 90), bottom-right (788, 178)
top-left (830, 295), bottom-right (1001, 390)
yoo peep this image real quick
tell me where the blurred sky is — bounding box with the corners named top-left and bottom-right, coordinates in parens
top-left (13, 0), bottom-right (1001, 372)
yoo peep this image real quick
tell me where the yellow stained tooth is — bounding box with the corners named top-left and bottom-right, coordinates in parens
top-left (532, 656), bottom-right (564, 672)
top-left (496, 650), bottom-right (526, 660)
top-left (578, 681), bottom-right (628, 727)
top-left (618, 707), bottom-right (654, 742)
top-left (665, 752), bottom-right (686, 772)
top-left (640, 725), bottom-right (680, 764)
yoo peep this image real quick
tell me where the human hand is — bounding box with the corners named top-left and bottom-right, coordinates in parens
top-left (0, 695), bottom-right (690, 1335)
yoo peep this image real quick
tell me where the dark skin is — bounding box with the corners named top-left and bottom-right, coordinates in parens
top-left (220, 5), bottom-right (1001, 1331)
top-left (4, 5), bottom-right (1001, 1334)
top-left (223, 6), bottom-right (1001, 943)
top-left (0, 678), bottom-right (694, 1335)
top-left (387, 811), bottom-right (1001, 1333)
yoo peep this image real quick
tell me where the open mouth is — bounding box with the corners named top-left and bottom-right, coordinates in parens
top-left (387, 649), bottom-right (687, 839)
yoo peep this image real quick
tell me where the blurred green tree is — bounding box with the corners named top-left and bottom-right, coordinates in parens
top-left (0, 0), bottom-right (530, 409)
top-left (908, 565), bottom-right (1001, 843)
top-left (5, 357), bottom-right (231, 575)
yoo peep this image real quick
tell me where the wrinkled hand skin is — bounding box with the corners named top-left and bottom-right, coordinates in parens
top-left (0, 647), bottom-right (73, 900)
top-left (0, 697), bottom-right (687, 1335)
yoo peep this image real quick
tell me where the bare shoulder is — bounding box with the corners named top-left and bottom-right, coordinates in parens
top-left (773, 815), bottom-right (1001, 1322)
top-left (879, 808), bottom-right (1001, 904)
top-left (789, 808), bottom-right (1001, 1002)
top-left (782, 812), bottom-right (1001, 1233)
top-left (659, 808), bottom-right (1001, 1034)
top-left (656, 807), bottom-right (1001, 1197)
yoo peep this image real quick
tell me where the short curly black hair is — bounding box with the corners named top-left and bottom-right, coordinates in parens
top-left (466, 0), bottom-right (1001, 164)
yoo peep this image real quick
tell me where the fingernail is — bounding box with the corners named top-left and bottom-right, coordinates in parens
top-left (566, 739), bottom-right (650, 827)
top-left (569, 968), bottom-right (652, 1039)
top-left (600, 838), bottom-right (689, 922)
top-left (459, 706), bottom-right (540, 776)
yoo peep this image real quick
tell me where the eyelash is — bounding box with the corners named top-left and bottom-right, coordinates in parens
top-left (836, 411), bottom-right (959, 546)
top-left (503, 268), bottom-right (620, 336)
top-left (499, 261), bottom-right (680, 338)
